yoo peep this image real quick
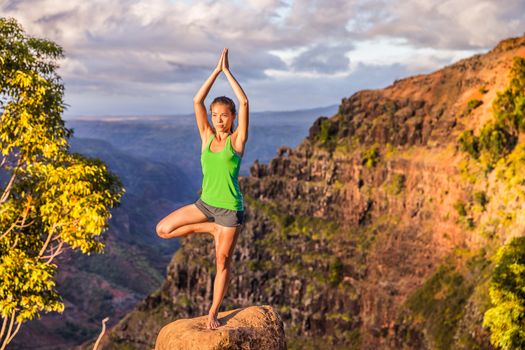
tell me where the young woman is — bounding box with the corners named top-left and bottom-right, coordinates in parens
top-left (156, 48), bottom-right (249, 330)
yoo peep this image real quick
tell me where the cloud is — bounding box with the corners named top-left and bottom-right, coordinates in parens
top-left (291, 42), bottom-right (353, 74)
top-left (1, 0), bottom-right (524, 116)
top-left (357, 0), bottom-right (525, 49)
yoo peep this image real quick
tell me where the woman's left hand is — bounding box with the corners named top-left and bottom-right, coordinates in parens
top-left (222, 48), bottom-right (229, 72)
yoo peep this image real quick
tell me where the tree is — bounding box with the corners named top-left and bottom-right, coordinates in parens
top-left (483, 236), bottom-right (525, 350)
top-left (0, 17), bottom-right (125, 348)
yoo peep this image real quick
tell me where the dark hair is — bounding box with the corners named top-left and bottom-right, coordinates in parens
top-left (209, 96), bottom-right (236, 116)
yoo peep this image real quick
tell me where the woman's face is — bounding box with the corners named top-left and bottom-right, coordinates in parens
top-left (211, 103), bottom-right (235, 132)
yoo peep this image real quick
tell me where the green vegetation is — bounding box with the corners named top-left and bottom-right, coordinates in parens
top-left (473, 191), bottom-right (488, 210)
top-left (383, 142), bottom-right (398, 160)
top-left (385, 173), bottom-right (406, 195)
top-left (319, 118), bottom-right (333, 143)
top-left (472, 143), bottom-right (525, 242)
top-left (478, 122), bottom-right (515, 169)
top-left (464, 141), bottom-right (525, 242)
top-left (479, 86), bottom-right (489, 94)
top-left (455, 90), bottom-right (525, 348)
top-left (453, 200), bottom-right (467, 217)
top-left (494, 143), bottom-right (525, 201)
top-left (0, 17), bottom-right (125, 347)
top-left (457, 56), bottom-right (525, 170)
top-left (174, 294), bottom-right (191, 308)
top-left (404, 262), bottom-right (470, 350)
top-left (328, 256), bottom-right (343, 286)
top-left (361, 143), bottom-right (380, 168)
top-left (453, 199), bottom-right (476, 230)
top-left (398, 250), bottom-right (491, 350)
top-left (458, 130), bottom-right (480, 159)
top-left (332, 179), bottom-right (345, 190)
top-left (316, 117), bottom-right (339, 150)
top-left (244, 194), bottom-right (363, 348)
top-left (466, 98), bottom-right (483, 114)
top-left (483, 236), bottom-right (525, 350)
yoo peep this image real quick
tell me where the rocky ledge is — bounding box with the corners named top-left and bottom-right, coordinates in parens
top-left (155, 305), bottom-right (286, 350)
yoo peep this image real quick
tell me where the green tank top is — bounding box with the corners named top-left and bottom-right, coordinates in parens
top-left (200, 133), bottom-right (244, 211)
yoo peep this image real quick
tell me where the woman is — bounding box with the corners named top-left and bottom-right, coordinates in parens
top-left (155, 48), bottom-right (249, 330)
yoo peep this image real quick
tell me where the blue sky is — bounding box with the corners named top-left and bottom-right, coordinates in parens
top-left (1, 0), bottom-right (524, 118)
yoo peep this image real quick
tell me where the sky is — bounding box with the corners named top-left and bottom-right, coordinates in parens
top-left (1, 0), bottom-right (524, 118)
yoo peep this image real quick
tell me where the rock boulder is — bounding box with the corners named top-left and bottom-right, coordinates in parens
top-left (155, 305), bottom-right (286, 350)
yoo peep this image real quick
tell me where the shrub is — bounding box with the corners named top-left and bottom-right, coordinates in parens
top-left (328, 256), bottom-right (343, 287)
top-left (318, 118), bottom-right (339, 146)
top-left (492, 56), bottom-right (525, 135)
top-left (458, 56), bottom-right (525, 169)
top-left (386, 173), bottom-right (406, 195)
top-left (361, 144), bottom-right (380, 168)
top-left (453, 200), bottom-right (467, 217)
top-left (458, 130), bottom-right (480, 159)
top-left (473, 191), bottom-right (488, 209)
top-left (467, 99), bottom-right (483, 114)
top-left (479, 86), bottom-right (489, 94)
top-left (478, 121), bottom-right (516, 167)
top-left (392, 173), bottom-right (405, 194)
top-left (483, 236), bottom-right (525, 350)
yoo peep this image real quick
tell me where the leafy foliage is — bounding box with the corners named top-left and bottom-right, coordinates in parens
top-left (483, 237), bottom-right (525, 350)
top-left (361, 143), bottom-right (380, 168)
top-left (453, 200), bottom-right (467, 217)
top-left (315, 117), bottom-right (339, 151)
top-left (395, 249), bottom-right (491, 350)
top-left (473, 191), bottom-right (488, 210)
top-left (387, 173), bottom-right (406, 195)
top-left (466, 98), bottom-right (483, 114)
top-left (478, 122), bottom-right (516, 169)
top-left (0, 17), bottom-right (125, 347)
top-left (457, 56), bottom-right (525, 169)
top-left (458, 130), bottom-right (480, 159)
top-left (0, 249), bottom-right (63, 321)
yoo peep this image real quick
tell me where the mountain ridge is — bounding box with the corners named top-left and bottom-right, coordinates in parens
top-left (91, 33), bottom-right (525, 349)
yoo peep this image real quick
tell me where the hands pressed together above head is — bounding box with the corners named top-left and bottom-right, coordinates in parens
top-left (214, 47), bottom-right (230, 74)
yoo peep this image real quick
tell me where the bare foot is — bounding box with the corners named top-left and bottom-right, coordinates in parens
top-left (207, 311), bottom-right (220, 330)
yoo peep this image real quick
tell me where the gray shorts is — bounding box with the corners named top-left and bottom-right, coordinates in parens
top-left (194, 198), bottom-right (245, 227)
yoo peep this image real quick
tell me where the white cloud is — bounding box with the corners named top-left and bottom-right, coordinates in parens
top-left (0, 0), bottom-right (524, 117)
top-left (361, 0), bottom-right (525, 49)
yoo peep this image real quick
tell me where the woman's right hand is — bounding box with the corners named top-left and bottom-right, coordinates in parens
top-left (214, 48), bottom-right (226, 73)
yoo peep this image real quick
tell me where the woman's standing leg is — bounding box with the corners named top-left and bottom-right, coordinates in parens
top-left (207, 224), bottom-right (241, 329)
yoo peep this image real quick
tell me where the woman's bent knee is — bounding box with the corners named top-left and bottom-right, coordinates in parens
top-left (155, 204), bottom-right (210, 239)
top-left (156, 222), bottom-right (167, 238)
top-left (156, 221), bottom-right (178, 239)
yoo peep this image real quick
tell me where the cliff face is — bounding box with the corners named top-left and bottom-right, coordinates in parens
top-left (96, 35), bottom-right (525, 350)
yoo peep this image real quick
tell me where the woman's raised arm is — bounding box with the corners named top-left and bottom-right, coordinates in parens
top-left (193, 49), bottom-right (226, 141)
top-left (222, 49), bottom-right (249, 144)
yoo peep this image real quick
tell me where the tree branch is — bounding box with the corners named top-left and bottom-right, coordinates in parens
top-left (93, 317), bottom-right (109, 350)
top-left (4, 321), bottom-right (21, 347)
top-left (0, 316), bottom-right (7, 346)
top-left (44, 240), bottom-right (64, 264)
top-left (0, 196), bottom-right (33, 240)
top-left (0, 157), bottom-right (21, 205)
top-left (0, 311), bottom-right (15, 350)
top-left (38, 223), bottom-right (57, 258)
